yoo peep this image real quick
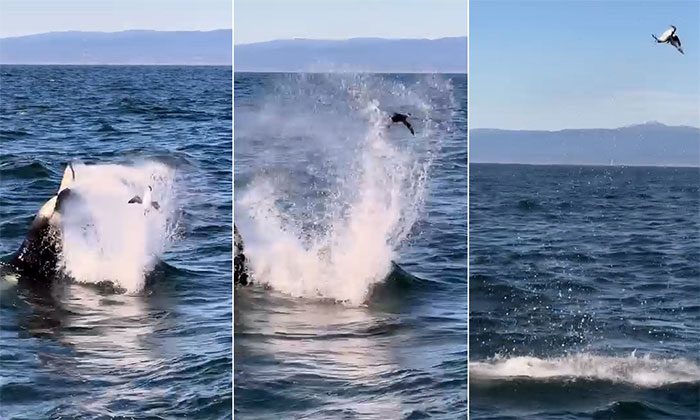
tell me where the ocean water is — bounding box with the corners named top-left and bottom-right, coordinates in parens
top-left (0, 66), bottom-right (232, 418)
top-left (234, 73), bottom-right (467, 418)
top-left (470, 164), bottom-right (700, 419)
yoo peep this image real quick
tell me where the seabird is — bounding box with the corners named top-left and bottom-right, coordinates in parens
top-left (128, 185), bottom-right (160, 212)
top-left (652, 25), bottom-right (684, 55)
top-left (389, 112), bottom-right (415, 135)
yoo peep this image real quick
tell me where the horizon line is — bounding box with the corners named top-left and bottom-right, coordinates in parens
top-left (234, 35), bottom-right (468, 46)
top-left (0, 29), bottom-right (466, 43)
top-left (0, 64), bottom-right (464, 74)
top-left (471, 122), bottom-right (700, 131)
top-left (0, 63), bottom-right (232, 66)
top-left (0, 28), bottom-right (232, 40)
top-left (470, 161), bottom-right (700, 169)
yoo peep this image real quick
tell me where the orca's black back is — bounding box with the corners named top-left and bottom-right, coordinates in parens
top-left (9, 222), bottom-right (62, 283)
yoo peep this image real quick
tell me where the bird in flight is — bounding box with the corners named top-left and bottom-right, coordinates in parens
top-left (652, 25), bottom-right (684, 55)
top-left (389, 112), bottom-right (415, 135)
top-left (128, 185), bottom-right (160, 214)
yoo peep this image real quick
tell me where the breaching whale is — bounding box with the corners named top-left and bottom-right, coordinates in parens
top-left (6, 163), bottom-right (76, 282)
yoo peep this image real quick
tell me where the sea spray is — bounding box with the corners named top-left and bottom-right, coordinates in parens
top-left (59, 161), bottom-right (180, 293)
top-left (470, 353), bottom-right (700, 387)
top-left (237, 74), bottom-right (453, 304)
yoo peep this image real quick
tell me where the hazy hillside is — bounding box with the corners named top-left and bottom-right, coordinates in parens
top-left (234, 37), bottom-right (467, 73)
top-left (471, 122), bottom-right (700, 167)
top-left (0, 30), bottom-right (232, 65)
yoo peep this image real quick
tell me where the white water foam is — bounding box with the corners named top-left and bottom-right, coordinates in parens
top-left (237, 74), bottom-right (452, 304)
top-left (59, 161), bottom-right (179, 293)
top-left (470, 353), bottom-right (700, 387)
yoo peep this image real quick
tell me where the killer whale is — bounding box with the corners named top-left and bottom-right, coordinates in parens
top-left (234, 224), bottom-right (249, 286)
top-left (6, 164), bottom-right (76, 282)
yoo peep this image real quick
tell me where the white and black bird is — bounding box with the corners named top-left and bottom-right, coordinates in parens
top-left (128, 185), bottom-right (160, 213)
top-left (652, 25), bottom-right (684, 55)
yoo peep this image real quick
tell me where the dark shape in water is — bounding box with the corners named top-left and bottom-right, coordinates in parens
top-left (7, 164), bottom-right (75, 283)
top-left (234, 224), bottom-right (249, 286)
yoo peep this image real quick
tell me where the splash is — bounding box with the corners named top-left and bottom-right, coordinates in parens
top-left (470, 353), bottom-right (700, 387)
top-left (237, 74), bottom-right (453, 304)
top-left (59, 161), bottom-right (179, 293)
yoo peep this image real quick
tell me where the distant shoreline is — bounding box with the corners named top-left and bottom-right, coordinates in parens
top-left (470, 123), bottom-right (700, 167)
top-left (470, 162), bottom-right (700, 169)
top-left (0, 63), bottom-right (232, 66)
top-left (0, 65), bottom-right (464, 75)
top-left (0, 31), bottom-right (465, 72)
top-left (234, 70), bottom-right (466, 75)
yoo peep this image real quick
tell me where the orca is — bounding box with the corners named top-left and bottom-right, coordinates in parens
top-left (234, 224), bottom-right (249, 285)
top-left (6, 163), bottom-right (76, 282)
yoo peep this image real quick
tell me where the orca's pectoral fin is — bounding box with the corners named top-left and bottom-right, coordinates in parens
top-left (150, 201), bottom-right (160, 211)
top-left (128, 195), bottom-right (143, 204)
top-left (652, 34), bottom-right (660, 42)
top-left (403, 120), bottom-right (415, 136)
top-left (58, 162), bottom-right (76, 194)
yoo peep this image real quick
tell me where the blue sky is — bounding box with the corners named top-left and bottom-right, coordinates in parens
top-left (234, 0), bottom-right (468, 44)
top-left (0, 0), bottom-right (231, 38)
top-left (471, 0), bottom-right (700, 129)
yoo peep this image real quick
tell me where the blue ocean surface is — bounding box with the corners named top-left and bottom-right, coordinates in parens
top-left (470, 164), bottom-right (700, 419)
top-left (0, 66), bottom-right (232, 418)
top-left (234, 73), bottom-right (467, 418)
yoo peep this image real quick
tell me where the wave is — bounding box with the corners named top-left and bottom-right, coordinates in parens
top-left (0, 129), bottom-right (31, 140)
top-left (0, 161), bottom-right (51, 179)
top-left (96, 120), bottom-right (120, 133)
top-left (117, 98), bottom-right (207, 120)
top-left (470, 353), bottom-right (700, 388)
top-left (58, 161), bottom-right (181, 293)
top-left (236, 74), bottom-right (453, 304)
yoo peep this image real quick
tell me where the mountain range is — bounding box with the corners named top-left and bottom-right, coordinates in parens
top-left (0, 30), bottom-right (232, 65)
top-left (0, 30), bottom-right (467, 72)
top-left (234, 37), bottom-right (467, 73)
top-left (470, 122), bottom-right (700, 167)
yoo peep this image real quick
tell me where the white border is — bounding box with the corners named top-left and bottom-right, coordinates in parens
top-left (231, 2), bottom-right (236, 417)
top-left (466, 0), bottom-right (471, 418)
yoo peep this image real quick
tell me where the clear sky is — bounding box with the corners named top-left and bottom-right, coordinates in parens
top-left (471, 0), bottom-right (700, 130)
top-left (0, 0), bottom-right (231, 38)
top-left (234, 0), bottom-right (468, 45)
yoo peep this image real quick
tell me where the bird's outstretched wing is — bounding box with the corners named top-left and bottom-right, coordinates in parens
top-left (670, 36), bottom-right (684, 54)
top-left (402, 120), bottom-right (415, 136)
top-left (150, 201), bottom-right (160, 210)
top-left (128, 195), bottom-right (142, 204)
